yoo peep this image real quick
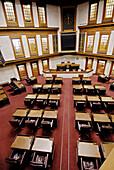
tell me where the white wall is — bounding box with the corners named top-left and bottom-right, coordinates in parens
top-left (32, 2), bottom-right (39, 27)
top-left (21, 35), bottom-right (30, 57)
top-left (0, 36), bottom-right (15, 61)
top-left (104, 60), bottom-right (111, 76)
top-left (97, 0), bottom-right (104, 24)
top-left (0, 0), bottom-right (7, 27)
top-left (15, 0), bottom-right (24, 27)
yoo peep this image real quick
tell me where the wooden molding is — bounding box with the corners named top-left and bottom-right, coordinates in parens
top-left (79, 22), bottom-right (114, 32)
top-left (0, 27), bottom-right (59, 36)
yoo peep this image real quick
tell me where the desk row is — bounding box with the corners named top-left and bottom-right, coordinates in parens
top-left (0, 86), bottom-right (10, 107)
top-left (72, 77), bottom-right (91, 85)
top-left (73, 84), bottom-right (106, 95)
top-left (32, 84), bottom-right (62, 94)
top-left (45, 77), bottom-right (63, 84)
top-left (77, 140), bottom-right (114, 170)
top-left (9, 109), bottom-right (58, 132)
top-left (9, 80), bottom-right (26, 94)
top-left (24, 94), bottom-right (60, 109)
top-left (75, 112), bottom-right (114, 139)
top-left (6, 134), bottom-right (54, 169)
top-left (73, 95), bottom-right (114, 112)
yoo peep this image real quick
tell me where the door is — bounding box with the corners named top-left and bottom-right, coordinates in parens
top-left (31, 62), bottom-right (39, 77)
top-left (96, 60), bottom-right (106, 75)
top-left (42, 59), bottom-right (49, 71)
top-left (17, 64), bottom-right (28, 80)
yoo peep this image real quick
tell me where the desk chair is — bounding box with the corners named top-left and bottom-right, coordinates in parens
top-left (87, 89), bottom-right (95, 95)
top-left (74, 101), bottom-right (85, 110)
top-left (25, 78), bottom-right (32, 86)
top-left (49, 100), bottom-right (59, 109)
top-left (9, 117), bottom-right (24, 130)
top-left (90, 102), bottom-right (101, 111)
top-left (25, 118), bottom-right (39, 129)
top-left (42, 88), bottom-right (50, 94)
top-left (97, 122), bottom-right (113, 133)
top-left (6, 149), bottom-right (26, 166)
top-left (52, 88), bottom-right (59, 94)
top-left (104, 102), bottom-right (114, 112)
top-left (30, 152), bottom-right (49, 168)
top-left (80, 157), bottom-right (99, 170)
top-left (36, 100), bottom-right (47, 108)
top-left (73, 88), bottom-right (82, 94)
top-left (24, 99), bottom-right (34, 107)
top-left (41, 119), bottom-right (54, 134)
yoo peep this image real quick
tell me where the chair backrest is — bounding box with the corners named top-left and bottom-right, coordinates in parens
top-left (9, 119), bottom-right (20, 127)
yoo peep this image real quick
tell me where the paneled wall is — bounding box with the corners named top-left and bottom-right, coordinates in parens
top-left (0, 0), bottom-right (113, 84)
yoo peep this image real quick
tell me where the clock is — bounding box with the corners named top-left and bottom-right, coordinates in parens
top-left (62, 8), bottom-right (75, 31)
top-left (64, 13), bottom-right (74, 26)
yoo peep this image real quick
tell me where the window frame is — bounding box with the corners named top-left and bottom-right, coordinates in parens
top-left (109, 61), bottom-right (114, 76)
top-left (10, 36), bottom-right (25, 59)
top-left (37, 5), bottom-right (47, 27)
top-left (102, 0), bottom-right (114, 23)
top-left (21, 3), bottom-right (34, 27)
top-left (85, 32), bottom-right (95, 52)
top-left (88, 1), bottom-right (99, 24)
top-left (97, 31), bottom-right (111, 54)
top-left (40, 35), bottom-right (49, 54)
top-left (27, 35), bottom-right (38, 56)
top-left (85, 57), bottom-right (93, 70)
top-left (2, 0), bottom-right (18, 26)
top-left (53, 34), bottom-right (58, 53)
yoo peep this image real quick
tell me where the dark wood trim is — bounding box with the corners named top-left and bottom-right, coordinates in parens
top-left (109, 61), bottom-right (114, 76)
top-left (0, 51), bottom-right (114, 68)
top-left (76, 52), bottom-right (114, 60)
top-left (0, 27), bottom-right (59, 36)
top-left (0, 52), bottom-right (61, 67)
top-left (43, 69), bottom-right (93, 74)
top-left (79, 22), bottom-right (114, 32)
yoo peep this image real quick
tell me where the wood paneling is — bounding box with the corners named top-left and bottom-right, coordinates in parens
top-left (0, 27), bottom-right (58, 36)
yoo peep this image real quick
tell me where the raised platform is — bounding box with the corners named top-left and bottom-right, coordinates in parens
top-left (43, 69), bottom-right (94, 78)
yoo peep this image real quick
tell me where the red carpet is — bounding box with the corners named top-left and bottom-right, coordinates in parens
top-left (0, 75), bottom-right (114, 170)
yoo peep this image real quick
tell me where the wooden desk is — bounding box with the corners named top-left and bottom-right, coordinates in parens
top-left (30, 76), bottom-right (36, 80)
top-left (101, 96), bottom-right (114, 103)
top-left (84, 85), bottom-right (94, 89)
top-left (13, 108), bottom-right (28, 117)
top-left (93, 113), bottom-right (111, 123)
top-left (99, 148), bottom-right (114, 170)
top-left (11, 135), bottom-right (34, 150)
top-left (100, 142), bottom-right (114, 159)
top-left (0, 93), bottom-right (7, 100)
top-left (110, 114), bottom-right (114, 122)
top-left (14, 81), bottom-right (21, 85)
top-left (52, 84), bottom-right (62, 89)
top-left (49, 94), bottom-right (60, 100)
top-left (94, 85), bottom-right (106, 90)
top-left (17, 83), bottom-right (24, 88)
top-left (72, 77), bottom-right (80, 81)
top-left (0, 89), bottom-right (5, 94)
top-left (37, 94), bottom-right (49, 100)
top-left (74, 95), bottom-right (86, 101)
top-left (43, 110), bottom-right (58, 119)
top-left (0, 86), bottom-right (3, 89)
top-left (25, 94), bottom-right (37, 99)
top-left (33, 84), bottom-right (42, 88)
top-left (87, 96), bottom-right (100, 102)
top-left (55, 77), bottom-right (63, 80)
top-left (32, 136), bottom-right (54, 153)
top-left (75, 112), bottom-right (91, 121)
top-left (82, 77), bottom-right (91, 81)
top-left (77, 140), bottom-right (101, 158)
top-left (27, 109), bottom-right (43, 118)
top-left (43, 84), bottom-right (52, 88)
top-left (73, 85), bottom-right (83, 89)
top-left (46, 77), bottom-right (53, 80)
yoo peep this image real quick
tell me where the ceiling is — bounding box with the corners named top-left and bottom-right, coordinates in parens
top-left (24, 0), bottom-right (89, 6)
